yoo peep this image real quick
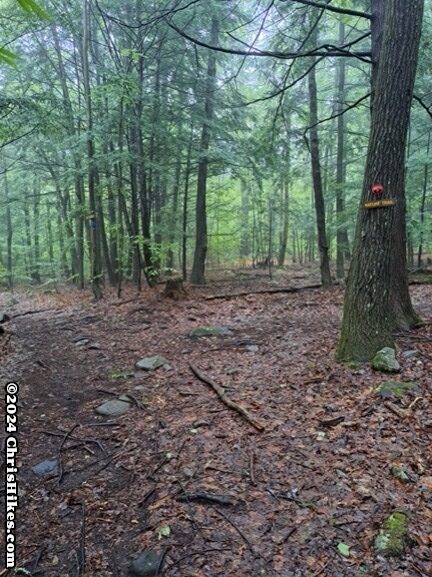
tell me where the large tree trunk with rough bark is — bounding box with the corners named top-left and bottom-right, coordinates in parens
top-left (337, 0), bottom-right (423, 362)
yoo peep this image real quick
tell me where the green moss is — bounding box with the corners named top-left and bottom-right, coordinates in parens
top-left (374, 512), bottom-right (410, 557)
top-left (377, 381), bottom-right (420, 400)
top-left (189, 326), bottom-right (233, 338)
top-left (344, 360), bottom-right (362, 370)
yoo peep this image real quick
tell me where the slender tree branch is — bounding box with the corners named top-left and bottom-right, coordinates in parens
top-left (166, 21), bottom-right (371, 60)
top-left (303, 92), bottom-right (371, 136)
top-left (0, 125), bottom-right (40, 150)
top-left (96, 0), bottom-right (203, 30)
top-left (242, 56), bottom-right (326, 107)
top-left (413, 94), bottom-right (432, 120)
top-left (283, 0), bottom-right (372, 20)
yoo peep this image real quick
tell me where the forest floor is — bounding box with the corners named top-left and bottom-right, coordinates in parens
top-left (0, 268), bottom-right (431, 577)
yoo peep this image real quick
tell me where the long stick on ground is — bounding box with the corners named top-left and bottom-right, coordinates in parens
top-left (189, 364), bottom-right (265, 432)
top-left (205, 283), bottom-right (322, 300)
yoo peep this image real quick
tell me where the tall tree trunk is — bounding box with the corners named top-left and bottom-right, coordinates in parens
top-left (240, 179), bottom-right (251, 262)
top-left (82, 0), bottom-right (103, 299)
top-left (335, 22), bottom-right (349, 279)
top-left (307, 39), bottom-right (332, 288)
top-left (32, 181), bottom-right (41, 283)
top-left (337, 0), bottom-right (423, 362)
top-left (52, 25), bottom-right (84, 287)
top-left (3, 163), bottom-right (13, 289)
top-left (190, 16), bottom-right (219, 284)
top-left (278, 114), bottom-right (291, 267)
top-left (417, 130), bottom-right (430, 268)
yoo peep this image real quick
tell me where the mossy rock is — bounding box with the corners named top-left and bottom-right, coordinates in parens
top-left (189, 326), bottom-right (233, 338)
top-left (371, 347), bottom-right (400, 373)
top-left (377, 380), bottom-right (420, 401)
top-left (374, 512), bottom-right (410, 557)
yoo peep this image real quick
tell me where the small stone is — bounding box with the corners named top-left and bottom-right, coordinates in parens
top-left (374, 512), bottom-right (411, 557)
top-left (390, 465), bottom-right (411, 483)
top-left (189, 326), bottom-right (233, 338)
top-left (372, 348), bottom-right (400, 373)
top-left (377, 381), bottom-right (420, 401)
top-left (95, 399), bottom-right (130, 417)
top-left (130, 550), bottom-right (165, 577)
top-left (0, 312), bottom-right (11, 323)
top-left (245, 345), bottom-right (259, 352)
top-left (226, 368), bottom-right (240, 376)
top-left (402, 350), bottom-right (418, 358)
top-left (32, 458), bottom-right (59, 477)
top-left (136, 356), bottom-right (169, 371)
top-left (75, 339), bottom-right (90, 347)
top-left (117, 394), bottom-right (133, 403)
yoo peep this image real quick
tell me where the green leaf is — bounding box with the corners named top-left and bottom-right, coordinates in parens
top-left (156, 525), bottom-right (171, 539)
top-left (16, 0), bottom-right (50, 20)
top-left (0, 47), bottom-right (18, 67)
top-left (337, 542), bottom-right (350, 558)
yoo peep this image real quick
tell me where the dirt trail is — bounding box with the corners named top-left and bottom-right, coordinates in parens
top-left (0, 285), bottom-right (431, 577)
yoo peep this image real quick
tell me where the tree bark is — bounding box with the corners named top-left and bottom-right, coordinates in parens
top-left (82, 0), bottom-right (103, 299)
top-left (417, 130), bottom-right (430, 268)
top-left (335, 22), bottom-right (349, 279)
top-left (307, 47), bottom-right (332, 288)
top-left (337, 0), bottom-right (424, 362)
top-left (190, 16), bottom-right (219, 284)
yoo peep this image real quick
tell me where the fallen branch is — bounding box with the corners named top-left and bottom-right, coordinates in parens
top-left (189, 364), bottom-right (265, 432)
top-left (176, 492), bottom-right (235, 506)
top-left (205, 283), bottom-right (322, 300)
top-left (12, 308), bottom-right (61, 319)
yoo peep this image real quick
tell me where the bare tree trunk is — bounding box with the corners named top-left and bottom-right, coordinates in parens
top-left (307, 36), bottom-right (332, 288)
top-left (335, 22), bottom-right (350, 279)
top-left (82, 0), bottom-right (103, 299)
top-left (417, 130), bottom-right (430, 268)
top-left (190, 16), bottom-right (219, 284)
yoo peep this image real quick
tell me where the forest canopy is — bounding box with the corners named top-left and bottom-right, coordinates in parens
top-left (0, 0), bottom-right (430, 305)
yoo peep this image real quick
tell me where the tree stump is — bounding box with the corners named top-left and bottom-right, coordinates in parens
top-left (162, 277), bottom-right (187, 300)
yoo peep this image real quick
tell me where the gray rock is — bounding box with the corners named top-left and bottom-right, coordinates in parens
top-left (117, 394), bottom-right (133, 403)
top-left (189, 326), bottom-right (233, 338)
top-left (130, 550), bottom-right (165, 577)
top-left (402, 350), bottom-right (418, 358)
top-left (372, 347), bottom-right (400, 373)
top-left (75, 338), bottom-right (90, 347)
top-left (0, 312), bottom-right (11, 323)
top-left (95, 399), bottom-right (130, 417)
top-left (377, 380), bottom-right (420, 401)
top-left (32, 458), bottom-right (59, 477)
top-left (136, 355), bottom-right (169, 371)
top-left (245, 345), bottom-right (259, 352)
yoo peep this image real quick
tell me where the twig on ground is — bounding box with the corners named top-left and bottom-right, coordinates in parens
top-left (176, 492), bottom-right (235, 506)
top-left (249, 452), bottom-right (256, 485)
top-left (384, 401), bottom-right (409, 419)
top-left (189, 364), bottom-right (265, 432)
top-left (31, 544), bottom-right (46, 575)
top-left (213, 508), bottom-right (256, 556)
